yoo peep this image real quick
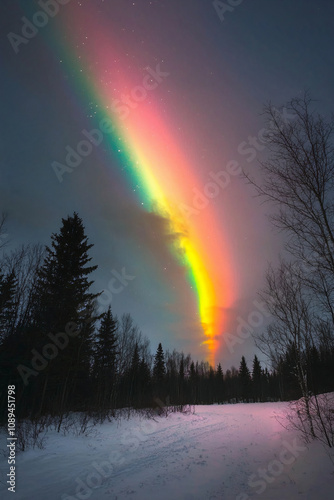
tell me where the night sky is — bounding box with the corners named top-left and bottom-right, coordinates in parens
top-left (1, 0), bottom-right (334, 369)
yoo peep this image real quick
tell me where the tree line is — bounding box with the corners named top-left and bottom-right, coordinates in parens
top-left (0, 211), bottom-right (310, 425)
top-left (1, 94), bottom-right (334, 452)
top-left (1, 211), bottom-right (332, 426)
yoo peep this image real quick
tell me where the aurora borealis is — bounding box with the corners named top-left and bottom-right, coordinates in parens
top-left (1, 0), bottom-right (334, 367)
top-left (50, 1), bottom-right (238, 365)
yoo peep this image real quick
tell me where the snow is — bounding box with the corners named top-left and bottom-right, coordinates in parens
top-left (1, 402), bottom-right (333, 499)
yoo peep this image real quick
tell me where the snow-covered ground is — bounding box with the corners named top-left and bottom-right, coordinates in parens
top-left (1, 402), bottom-right (333, 500)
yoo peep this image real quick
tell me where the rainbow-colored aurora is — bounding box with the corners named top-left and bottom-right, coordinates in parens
top-left (53, 4), bottom-right (236, 365)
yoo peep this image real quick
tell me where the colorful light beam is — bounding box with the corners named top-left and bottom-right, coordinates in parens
top-left (53, 4), bottom-right (236, 365)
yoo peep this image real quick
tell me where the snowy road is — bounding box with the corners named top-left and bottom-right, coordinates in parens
top-left (1, 403), bottom-right (333, 500)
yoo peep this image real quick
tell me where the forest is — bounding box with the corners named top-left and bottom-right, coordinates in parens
top-left (1, 95), bottom-right (334, 459)
top-left (1, 210), bottom-right (333, 426)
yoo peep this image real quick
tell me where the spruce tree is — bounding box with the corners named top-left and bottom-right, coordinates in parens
top-left (95, 306), bottom-right (118, 370)
top-left (215, 363), bottom-right (224, 403)
top-left (153, 343), bottom-right (166, 382)
top-left (208, 366), bottom-right (215, 403)
top-left (179, 355), bottom-right (185, 404)
top-left (252, 355), bottom-right (262, 402)
top-left (30, 212), bottom-right (100, 415)
top-left (153, 343), bottom-right (166, 398)
top-left (128, 343), bottom-right (140, 406)
top-left (34, 212), bottom-right (99, 329)
top-left (138, 358), bottom-right (151, 407)
top-left (189, 361), bottom-right (198, 403)
top-left (179, 355), bottom-right (185, 381)
top-left (239, 356), bottom-right (252, 402)
top-left (94, 306), bottom-right (118, 411)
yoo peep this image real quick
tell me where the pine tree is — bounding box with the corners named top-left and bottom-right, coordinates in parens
top-left (207, 366), bottom-right (214, 403)
top-left (153, 343), bottom-right (166, 398)
top-left (33, 212), bottom-right (99, 329)
top-left (189, 361), bottom-right (198, 403)
top-left (239, 356), bottom-right (252, 402)
top-left (138, 358), bottom-right (151, 407)
top-left (179, 355), bottom-right (185, 381)
top-left (179, 354), bottom-right (185, 403)
top-left (95, 306), bottom-right (118, 370)
top-left (128, 343), bottom-right (140, 406)
top-left (278, 342), bottom-right (302, 400)
top-left (153, 343), bottom-right (166, 381)
top-left (252, 355), bottom-right (262, 402)
top-left (29, 212), bottom-right (100, 415)
top-left (215, 363), bottom-right (224, 403)
top-left (94, 306), bottom-right (118, 411)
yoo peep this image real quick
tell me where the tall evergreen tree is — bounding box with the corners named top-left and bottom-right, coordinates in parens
top-left (94, 306), bottom-right (118, 370)
top-left (239, 356), bottom-right (252, 402)
top-left (33, 212), bottom-right (99, 328)
top-left (28, 213), bottom-right (100, 415)
top-left (207, 366), bottom-right (215, 403)
top-left (252, 355), bottom-right (262, 401)
top-left (179, 355), bottom-right (185, 381)
top-left (94, 306), bottom-right (118, 411)
top-left (128, 343), bottom-right (140, 406)
top-left (138, 357), bottom-right (152, 407)
top-left (153, 343), bottom-right (166, 398)
top-left (215, 363), bottom-right (224, 403)
top-left (278, 342), bottom-right (302, 400)
top-left (179, 354), bottom-right (185, 403)
top-left (153, 343), bottom-right (166, 382)
top-left (189, 361), bottom-right (198, 403)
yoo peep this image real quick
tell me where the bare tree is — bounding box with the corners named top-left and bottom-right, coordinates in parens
top-left (245, 93), bottom-right (334, 449)
top-left (244, 93), bottom-right (334, 327)
top-left (116, 313), bottom-right (152, 376)
top-left (0, 243), bottom-right (45, 331)
top-left (256, 260), bottom-right (318, 436)
top-left (256, 261), bottom-right (314, 371)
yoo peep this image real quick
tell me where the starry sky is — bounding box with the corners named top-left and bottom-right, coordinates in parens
top-left (1, 0), bottom-right (334, 369)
